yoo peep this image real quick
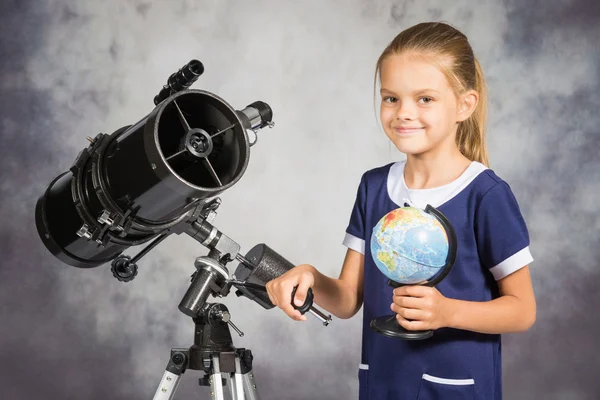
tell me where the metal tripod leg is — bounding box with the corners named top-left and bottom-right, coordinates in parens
top-left (153, 370), bottom-right (182, 400)
top-left (217, 351), bottom-right (262, 400)
top-left (240, 366), bottom-right (260, 400)
top-left (228, 355), bottom-right (245, 400)
top-left (235, 351), bottom-right (261, 400)
top-left (153, 350), bottom-right (188, 400)
top-left (209, 355), bottom-right (226, 400)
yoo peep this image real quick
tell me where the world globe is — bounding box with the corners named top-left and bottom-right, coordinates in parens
top-left (370, 206), bottom-right (450, 285)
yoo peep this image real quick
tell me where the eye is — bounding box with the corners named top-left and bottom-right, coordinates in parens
top-left (383, 96), bottom-right (398, 103)
top-left (418, 96), bottom-right (434, 104)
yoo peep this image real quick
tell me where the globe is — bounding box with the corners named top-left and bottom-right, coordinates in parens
top-left (370, 206), bottom-right (449, 285)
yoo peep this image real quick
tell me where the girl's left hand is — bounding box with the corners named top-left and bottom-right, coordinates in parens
top-left (391, 285), bottom-right (451, 331)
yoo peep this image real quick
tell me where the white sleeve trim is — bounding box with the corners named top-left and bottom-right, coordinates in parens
top-left (359, 364), bottom-right (369, 370)
top-left (343, 233), bottom-right (365, 255)
top-left (422, 374), bottom-right (474, 385)
top-left (489, 247), bottom-right (534, 280)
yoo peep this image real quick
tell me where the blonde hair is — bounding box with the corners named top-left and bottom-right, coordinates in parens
top-left (375, 22), bottom-right (489, 166)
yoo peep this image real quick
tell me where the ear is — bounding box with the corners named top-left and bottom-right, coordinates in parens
top-left (456, 90), bottom-right (479, 122)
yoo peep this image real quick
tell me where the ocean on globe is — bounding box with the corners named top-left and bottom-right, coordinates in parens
top-left (370, 206), bottom-right (449, 285)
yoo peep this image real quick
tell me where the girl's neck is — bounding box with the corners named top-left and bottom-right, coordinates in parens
top-left (404, 147), bottom-right (473, 190)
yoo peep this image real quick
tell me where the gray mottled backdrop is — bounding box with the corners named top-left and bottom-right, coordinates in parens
top-left (1, 0), bottom-right (599, 399)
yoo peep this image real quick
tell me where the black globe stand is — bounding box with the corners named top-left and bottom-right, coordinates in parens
top-left (370, 313), bottom-right (434, 340)
top-left (370, 204), bottom-right (458, 340)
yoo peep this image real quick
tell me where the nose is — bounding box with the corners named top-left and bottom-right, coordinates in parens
top-left (396, 101), bottom-right (416, 121)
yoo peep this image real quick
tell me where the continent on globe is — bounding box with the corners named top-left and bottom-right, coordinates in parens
top-left (377, 251), bottom-right (397, 272)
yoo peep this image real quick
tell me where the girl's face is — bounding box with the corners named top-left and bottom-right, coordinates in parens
top-left (379, 52), bottom-right (470, 157)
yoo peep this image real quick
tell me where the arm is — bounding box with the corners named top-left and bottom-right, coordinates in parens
top-left (265, 248), bottom-right (365, 321)
top-left (392, 265), bottom-right (536, 334)
top-left (446, 265), bottom-right (536, 333)
top-left (311, 248), bottom-right (365, 319)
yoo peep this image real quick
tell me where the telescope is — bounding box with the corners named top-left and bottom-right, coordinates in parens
top-left (34, 60), bottom-right (331, 400)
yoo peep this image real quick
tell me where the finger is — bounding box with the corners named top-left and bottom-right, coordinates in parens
top-left (285, 306), bottom-right (306, 321)
top-left (396, 314), bottom-right (428, 331)
top-left (279, 284), bottom-right (306, 321)
top-left (396, 306), bottom-right (426, 321)
top-left (395, 312), bottom-right (414, 327)
top-left (391, 295), bottom-right (423, 310)
top-left (293, 274), bottom-right (313, 307)
top-left (394, 285), bottom-right (429, 297)
top-left (393, 285), bottom-right (430, 298)
top-left (269, 280), bottom-right (286, 308)
top-left (281, 301), bottom-right (304, 320)
top-left (265, 276), bottom-right (307, 322)
top-left (268, 279), bottom-right (288, 310)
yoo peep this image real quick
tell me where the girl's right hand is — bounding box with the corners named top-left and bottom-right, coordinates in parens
top-left (265, 264), bottom-right (316, 321)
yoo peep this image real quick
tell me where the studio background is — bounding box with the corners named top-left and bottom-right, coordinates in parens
top-left (1, 0), bottom-right (599, 399)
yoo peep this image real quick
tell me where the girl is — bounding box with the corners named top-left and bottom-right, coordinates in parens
top-left (266, 21), bottom-right (536, 399)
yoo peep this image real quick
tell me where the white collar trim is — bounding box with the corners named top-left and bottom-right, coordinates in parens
top-left (387, 160), bottom-right (488, 209)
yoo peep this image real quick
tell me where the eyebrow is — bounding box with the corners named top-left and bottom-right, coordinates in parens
top-left (380, 88), bottom-right (441, 95)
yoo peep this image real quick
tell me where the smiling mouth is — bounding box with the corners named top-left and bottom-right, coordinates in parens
top-left (393, 127), bottom-right (424, 135)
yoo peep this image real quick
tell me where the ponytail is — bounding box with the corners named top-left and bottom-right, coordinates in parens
top-left (456, 58), bottom-right (489, 166)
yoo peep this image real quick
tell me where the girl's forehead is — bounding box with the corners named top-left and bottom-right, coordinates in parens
top-left (380, 53), bottom-right (452, 92)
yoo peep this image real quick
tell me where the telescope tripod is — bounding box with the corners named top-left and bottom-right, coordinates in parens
top-left (153, 302), bottom-right (261, 400)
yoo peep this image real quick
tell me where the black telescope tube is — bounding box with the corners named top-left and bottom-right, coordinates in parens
top-left (35, 89), bottom-right (259, 268)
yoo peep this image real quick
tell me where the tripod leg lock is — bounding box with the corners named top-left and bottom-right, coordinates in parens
top-left (166, 349), bottom-right (189, 375)
top-left (236, 349), bottom-right (254, 374)
top-left (153, 349), bottom-right (189, 400)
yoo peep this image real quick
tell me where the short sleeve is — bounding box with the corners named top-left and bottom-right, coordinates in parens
top-left (342, 173), bottom-right (367, 254)
top-left (475, 181), bottom-right (534, 280)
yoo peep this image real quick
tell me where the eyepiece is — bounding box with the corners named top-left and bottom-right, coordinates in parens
top-left (188, 59), bottom-right (204, 75)
top-left (154, 59), bottom-right (205, 105)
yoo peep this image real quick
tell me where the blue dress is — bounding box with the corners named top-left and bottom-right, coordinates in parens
top-left (343, 160), bottom-right (533, 400)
